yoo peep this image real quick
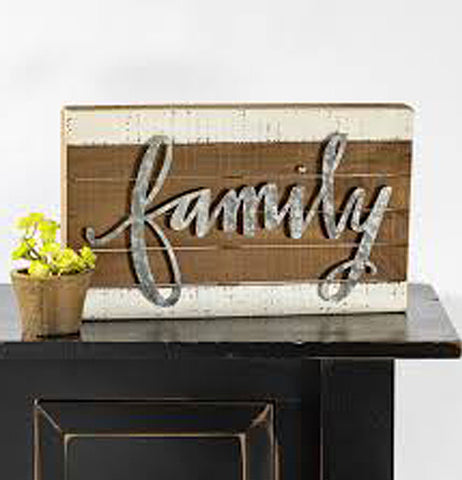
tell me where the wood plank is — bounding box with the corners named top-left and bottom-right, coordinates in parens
top-left (66, 175), bottom-right (409, 248)
top-left (67, 176), bottom-right (410, 212)
top-left (66, 141), bottom-right (411, 179)
top-left (67, 210), bottom-right (409, 249)
top-left (88, 244), bottom-right (407, 286)
top-left (62, 104), bottom-right (413, 145)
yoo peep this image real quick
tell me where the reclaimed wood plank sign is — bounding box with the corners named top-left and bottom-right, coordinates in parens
top-left (61, 104), bottom-right (412, 318)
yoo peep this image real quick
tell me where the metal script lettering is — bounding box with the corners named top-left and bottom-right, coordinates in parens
top-left (85, 133), bottom-right (392, 306)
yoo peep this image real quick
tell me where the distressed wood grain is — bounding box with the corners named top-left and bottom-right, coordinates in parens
top-left (62, 104), bottom-right (413, 316)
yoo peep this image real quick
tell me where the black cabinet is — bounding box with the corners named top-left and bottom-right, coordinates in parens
top-left (0, 284), bottom-right (459, 480)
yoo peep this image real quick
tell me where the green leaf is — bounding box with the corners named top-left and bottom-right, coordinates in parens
top-left (39, 242), bottom-right (62, 274)
top-left (24, 238), bottom-right (36, 248)
top-left (40, 241), bottom-right (61, 256)
top-left (38, 220), bottom-right (59, 243)
top-left (16, 213), bottom-right (45, 230)
top-left (11, 242), bottom-right (29, 260)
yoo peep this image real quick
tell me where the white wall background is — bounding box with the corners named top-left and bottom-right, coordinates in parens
top-left (1, 0), bottom-right (461, 478)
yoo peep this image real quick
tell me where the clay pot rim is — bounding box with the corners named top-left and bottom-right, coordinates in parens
top-left (11, 268), bottom-right (94, 282)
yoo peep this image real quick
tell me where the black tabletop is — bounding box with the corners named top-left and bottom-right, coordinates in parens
top-left (0, 283), bottom-right (460, 360)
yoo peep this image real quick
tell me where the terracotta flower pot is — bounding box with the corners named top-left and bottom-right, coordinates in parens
top-left (11, 269), bottom-right (93, 338)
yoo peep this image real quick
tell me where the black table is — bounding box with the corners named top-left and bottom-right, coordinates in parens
top-left (0, 283), bottom-right (460, 480)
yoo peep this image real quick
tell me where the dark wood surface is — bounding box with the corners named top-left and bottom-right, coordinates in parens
top-left (321, 360), bottom-right (394, 480)
top-left (0, 283), bottom-right (459, 359)
top-left (0, 356), bottom-right (395, 480)
top-left (36, 400), bottom-right (276, 480)
top-left (0, 357), bottom-right (321, 480)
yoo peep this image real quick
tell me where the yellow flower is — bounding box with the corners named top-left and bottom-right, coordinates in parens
top-left (12, 212), bottom-right (93, 277)
top-left (28, 261), bottom-right (51, 279)
top-left (54, 248), bottom-right (81, 274)
top-left (80, 245), bottom-right (96, 269)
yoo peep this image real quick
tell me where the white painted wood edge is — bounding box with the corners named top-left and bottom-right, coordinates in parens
top-left (63, 105), bottom-right (413, 145)
top-left (83, 282), bottom-right (407, 319)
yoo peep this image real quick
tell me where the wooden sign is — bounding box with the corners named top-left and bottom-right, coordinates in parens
top-left (61, 104), bottom-right (412, 318)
